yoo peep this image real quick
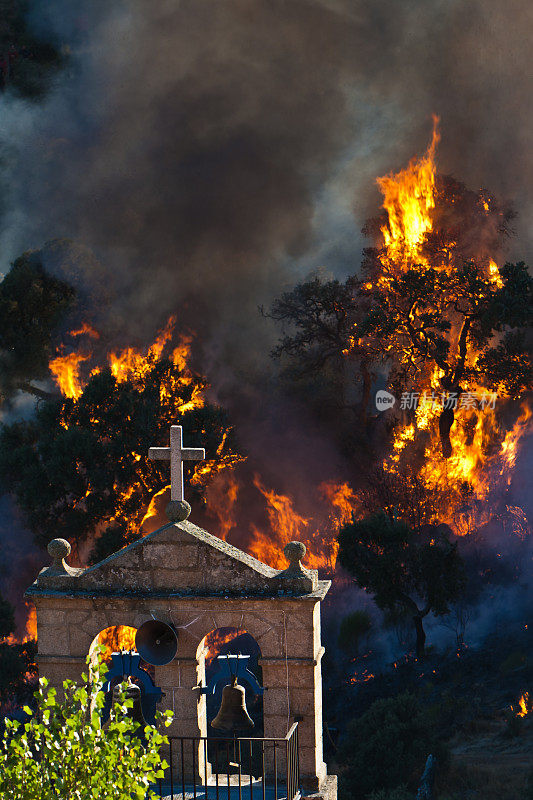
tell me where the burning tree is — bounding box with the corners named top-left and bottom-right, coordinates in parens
top-left (268, 119), bottom-right (533, 534)
top-left (0, 592), bottom-right (37, 709)
top-left (0, 254), bottom-right (75, 404)
top-left (338, 512), bottom-right (465, 658)
top-left (0, 316), bottom-right (242, 561)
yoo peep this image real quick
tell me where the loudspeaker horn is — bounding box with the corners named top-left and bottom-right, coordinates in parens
top-left (135, 619), bottom-right (178, 666)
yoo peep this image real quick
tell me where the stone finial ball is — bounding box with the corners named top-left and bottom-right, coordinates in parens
top-left (166, 500), bottom-right (191, 523)
top-left (47, 538), bottom-right (71, 561)
top-left (284, 540), bottom-right (306, 565)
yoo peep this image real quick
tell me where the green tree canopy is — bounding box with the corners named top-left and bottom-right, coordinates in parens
top-left (0, 359), bottom-right (242, 560)
top-left (0, 254), bottom-right (75, 404)
top-left (338, 512), bottom-right (465, 657)
top-left (337, 692), bottom-right (443, 800)
top-left (0, 653), bottom-right (172, 799)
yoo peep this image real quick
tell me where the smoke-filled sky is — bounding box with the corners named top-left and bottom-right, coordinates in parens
top-left (0, 0), bottom-right (532, 494)
top-left (1, 0), bottom-right (532, 362)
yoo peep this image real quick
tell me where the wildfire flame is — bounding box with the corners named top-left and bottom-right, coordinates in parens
top-left (370, 119), bottom-right (532, 534)
top-left (320, 481), bottom-right (358, 529)
top-left (90, 625), bottom-right (137, 663)
top-left (50, 316), bottom-right (206, 415)
top-left (46, 317), bottom-right (220, 549)
top-left (2, 603), bottom-right (37, 646)
top-left (202, 628), bottom-right (246, 665)
top-left (205, 472), bottom-right (240, 541)
top-left (247, 476), bottom-right (354, 570)
top-left (49, 351), bottom-right (90, 399)
top-left (109, 316), bottom-right (175, 383)
top-left (378, 114), bottom-right (440, 272)
top-left (513, 692), bottom-right (530, 718)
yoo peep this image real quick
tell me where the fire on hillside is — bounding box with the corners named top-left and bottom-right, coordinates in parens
top-left (9, 120), bottom-right (532, 653)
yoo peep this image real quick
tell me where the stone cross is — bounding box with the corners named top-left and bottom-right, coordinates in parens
top-left (149, 425), bottom-right (205, 502)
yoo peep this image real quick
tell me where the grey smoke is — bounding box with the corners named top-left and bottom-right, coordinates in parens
top-left (1, 1), bottom-right (532, 347)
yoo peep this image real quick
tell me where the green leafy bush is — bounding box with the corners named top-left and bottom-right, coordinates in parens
top-left (0, 651), bottom-right (172, 799)
top-left (337, 692), bottom-right (444, 800)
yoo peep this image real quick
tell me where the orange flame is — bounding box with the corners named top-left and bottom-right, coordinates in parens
top-left (24, 605), bottom-right (37, 641)
top-left (513, 692), bottom-right (530, 718)
top-left (140, 485), bottom-right (171, 531)
top-left (371, 120), bottom-right (532, 534)
top-left (91, 625), bottom-right (137, 663)
top-left (205, 472), bottom-right (240, 541)
top-left (109, 316), bottom-right (176, 383)
top-left (49, 350), bottom-right (90, 399)
top-left (202, 628), bottom-right (247, 665)
top-left (320, 481), bottom-right (358, 528)
top-left (248, 476), bottom-right (350, 570)
top-left (70, 322), bottom-right (100, 339)
top-left (377, 115), bottom-right (440, 272)
top-left (249, 475), bottom-right (310, 568)
top-left (2, 603), bottom-right (37, 646)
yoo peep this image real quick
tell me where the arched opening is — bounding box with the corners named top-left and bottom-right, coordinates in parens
top-left (88, 625), bottom-right (138, 665)
top-left (88, 625), bottom-right (161, 724)
top-left (197, 628), bottom-right (264, 778)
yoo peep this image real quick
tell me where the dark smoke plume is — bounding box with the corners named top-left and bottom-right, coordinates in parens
top-left (2, 1), bottom-right (532, 357)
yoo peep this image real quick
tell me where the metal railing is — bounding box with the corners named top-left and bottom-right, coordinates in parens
top-left (154, 723), bottom-right (300, 800)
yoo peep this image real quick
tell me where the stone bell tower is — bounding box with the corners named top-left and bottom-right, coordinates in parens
top-left (26, 425), bottom-right (337, 800)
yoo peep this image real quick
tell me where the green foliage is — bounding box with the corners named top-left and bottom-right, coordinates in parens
top-left (266, 277), bottom-right (358, 369)
top-left (338, 610), bottom-right (372, 655)
top-left (0, 254), bottom-right (75, 404)
top-left (0, 651), bottom-right (173, 799)
top-left (338, 692), bottom-right (442, 800)
top-left (338, 513), bottom-right (465, 618)
top-left (338, 512), bottom-right (465, 655)
top-left (0, 358), bottom-right (242, 557)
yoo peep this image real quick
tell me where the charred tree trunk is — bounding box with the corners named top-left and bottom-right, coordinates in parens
top-left (19, 382), bottom-right (56, 401)
top-left (438, 407), bottom-right (455, 459)
top-left (413, 614), bottom-right (426, 659)
top-left (438, 314), bottom-right (472, 458)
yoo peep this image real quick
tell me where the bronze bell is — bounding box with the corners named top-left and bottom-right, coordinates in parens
top-left (111, 678), bottom-right (148, 738)
top-left (211, 676), bottom-right (254, 732)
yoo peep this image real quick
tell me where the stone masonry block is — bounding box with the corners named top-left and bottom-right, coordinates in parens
top-left (144, 543), bottom-right (199, 570)
top-left (37, 625), bottom-right (69, 656)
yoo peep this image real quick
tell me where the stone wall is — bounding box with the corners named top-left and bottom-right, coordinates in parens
top-left (32, 592), bottom-right (327, 787)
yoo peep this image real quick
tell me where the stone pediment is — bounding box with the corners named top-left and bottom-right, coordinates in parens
top-left (29, 520), bottom-right (320, 598)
